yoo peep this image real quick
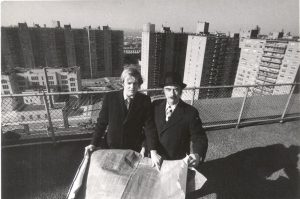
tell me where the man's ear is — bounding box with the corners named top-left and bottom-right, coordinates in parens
top-left (176, 88), bottom-right (182, 96)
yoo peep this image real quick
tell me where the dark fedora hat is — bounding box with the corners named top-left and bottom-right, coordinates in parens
top-left (160, 72), bottom-right (187, 88)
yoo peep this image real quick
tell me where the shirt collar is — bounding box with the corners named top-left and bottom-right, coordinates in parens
top-left (165, 101), bottom-right (179, 111)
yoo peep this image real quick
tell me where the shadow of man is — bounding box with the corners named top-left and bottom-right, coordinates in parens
top-left (187, 144), bottom-right (300, 199)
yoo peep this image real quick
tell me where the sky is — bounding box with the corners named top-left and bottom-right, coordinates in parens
top-left (1, 0), bottom-right (299, 35)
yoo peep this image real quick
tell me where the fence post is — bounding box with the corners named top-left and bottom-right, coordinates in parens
top-left (43, 92), bottom-right (56, 144)
top-left (236, 87), bottom-right (249, 128)
top-left (190, 88), bottom-right (195, 105)
top-left (62, 108), bottom-right (69, 128)
top-left (280, 84), bottom-right (295, 123)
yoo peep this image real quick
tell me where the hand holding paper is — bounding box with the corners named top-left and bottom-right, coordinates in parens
top-left (150, 150), bottom-right (162, 171)
top-left (139, 147), bottom-right (146, 158)
top-left (185, 153), bottom-right (200, 168)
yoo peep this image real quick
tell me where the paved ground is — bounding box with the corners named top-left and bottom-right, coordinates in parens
top-left (2, 120), bottom-right (300, 199)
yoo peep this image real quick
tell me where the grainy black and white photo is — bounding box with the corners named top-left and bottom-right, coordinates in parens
top-left (1, 0), bottom-right (299, 198)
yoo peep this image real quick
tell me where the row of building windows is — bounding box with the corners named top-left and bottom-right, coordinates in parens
top-left (48, 76), bottom-right (75, 81)
top-left (32, 82), bottom-right (39, 86)
top-left (13, 79), bottom-right (77, 86)
top-left (31, 76), bottom-right (58, 81)
top-left (31, 76), bottom-right (39, 80)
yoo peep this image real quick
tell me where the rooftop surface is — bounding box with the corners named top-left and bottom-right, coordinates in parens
top-left (2, 120), bottom-right (300, 199)
top-left (191, 120), bottom-right (300, 199)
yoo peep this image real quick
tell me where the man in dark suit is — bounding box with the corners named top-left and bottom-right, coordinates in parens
top-left (153, 72), bottom-right (208, 168)
top-left (85, 67), bottom-right (162, 169)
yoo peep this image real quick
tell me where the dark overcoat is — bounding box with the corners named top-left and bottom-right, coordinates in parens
top-left (91, 90), bottom-right (158, 152)
top-left (153, 99), bottom-right (208, 160)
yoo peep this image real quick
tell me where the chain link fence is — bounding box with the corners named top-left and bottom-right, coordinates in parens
top-left (2, 83), bottom-right (299, 145)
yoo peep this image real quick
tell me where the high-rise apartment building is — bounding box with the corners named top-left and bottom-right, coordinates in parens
top-left (232, 37), bottom-right (300, 97)
top-left (2, 27), bottom-right (25, 71)
top-left (73, 26), bottom-right (124, 79)
top-left (110, 30), bottom-right (124, 77)
top-left (231, 38), bottom-right (266, 97)
top-left (1, 22), bottom-right (124, 79)
top-left (18, 23), bottom-right (36, 68)
top-left (141, 23), bottom-right (188, 89)
top-left (183, 33), bottom-right (240, 99)
top-left (273, 41), bottom-right (300, 94)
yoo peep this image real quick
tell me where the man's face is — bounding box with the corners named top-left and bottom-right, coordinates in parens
top-left (163, 85), bottom-right (181, 105)
top-left (123, 76), bottom-right (139, 98)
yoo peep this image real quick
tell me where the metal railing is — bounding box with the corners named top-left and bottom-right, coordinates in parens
top-left (2, 83), bottom-right (299, 146)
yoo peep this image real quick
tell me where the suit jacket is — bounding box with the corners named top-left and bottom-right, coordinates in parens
top-left (91, 90), bottom-right (158, 152)
top-left (153, 99), bottom-right (208, 160)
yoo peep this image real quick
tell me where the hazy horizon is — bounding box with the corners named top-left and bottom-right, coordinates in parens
top-left (1, 0), bottom-right (299, 35)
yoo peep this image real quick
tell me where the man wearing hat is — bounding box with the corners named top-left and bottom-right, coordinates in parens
top-left (152, 72), bottom-right (208, 167)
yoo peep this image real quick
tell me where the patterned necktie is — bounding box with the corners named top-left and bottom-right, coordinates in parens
top-left (166, 106), bottom-right (172, 121)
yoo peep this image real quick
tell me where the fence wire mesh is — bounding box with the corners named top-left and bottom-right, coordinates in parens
top-left (241, 85), bottom-right (291, 122)
top-left (1, 83), bottom-right (299, 144)
top-left (194, 87), bottom-right (246, 127)
top-left (285, 85), bottom-right (300, 118)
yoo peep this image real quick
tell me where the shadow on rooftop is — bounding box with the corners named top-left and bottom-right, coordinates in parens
top-left (1, 141), bottom-right (90, 199)
top-left (187, 144), bottom-right (300, 199)
top-left (2, 141), bottom-right (299, 198)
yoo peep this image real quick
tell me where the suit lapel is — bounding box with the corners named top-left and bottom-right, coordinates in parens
top-left (117, 90), bottom-right (127, 122)
top-left (123, 92), bottom-right (140, 124)
top-left (156, 100), bottom-right (167, 132)
top-left (160, 100), bottom-right (184, 135)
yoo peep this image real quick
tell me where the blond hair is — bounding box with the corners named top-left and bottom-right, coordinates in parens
top-left (120, 66), bottom-right (143, 86)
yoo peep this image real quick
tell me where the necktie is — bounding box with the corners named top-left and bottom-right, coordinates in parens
top-left (126, 98), bottom-right (131, 110)
top-left (166, 106), bottom-right (172, 121)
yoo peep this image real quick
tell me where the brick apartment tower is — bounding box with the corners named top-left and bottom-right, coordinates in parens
top-left (1, 22), bottom-right (124, 79)
top-left (141, 23), bottom-right (188, 89)
top-left (183, 22), bottom-right (241, 99)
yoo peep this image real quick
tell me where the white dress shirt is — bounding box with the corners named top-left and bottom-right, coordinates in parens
top-left (165, 102), bottom-right (178, 121)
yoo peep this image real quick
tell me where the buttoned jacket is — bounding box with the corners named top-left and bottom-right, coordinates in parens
top-left (153, 99), bottom-right (208, 160)
top-left (91, 90), bottom-right (158, 152)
